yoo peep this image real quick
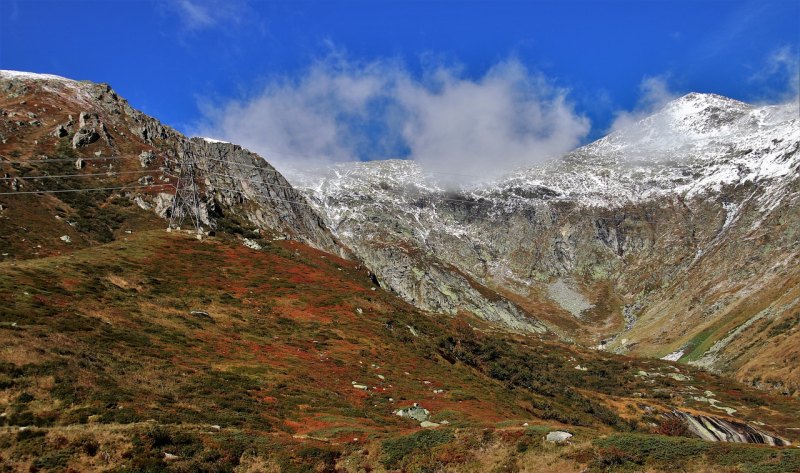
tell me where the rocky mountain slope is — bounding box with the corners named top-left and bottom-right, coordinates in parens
top-left (0, 70), bottom-right (341, 259)
top-left (295, 93), bottom-right (800, 393)
top-left (1, 229), bottom-right (798, 472)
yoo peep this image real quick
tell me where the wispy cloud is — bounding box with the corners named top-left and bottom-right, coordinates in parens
top-left (173, 0), bottom-right (215, 30)
top-left (609, 75), bottom-right (679, 133)
top-left (164, 0), bottom-right (262, 34)
top-left (749, 45), bottom-right (799, 102)
top-left (195, 55), bottom-right (590, 181)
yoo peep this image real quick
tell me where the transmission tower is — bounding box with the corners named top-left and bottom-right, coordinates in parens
top-left (167, 146), bottom-right (204, 235)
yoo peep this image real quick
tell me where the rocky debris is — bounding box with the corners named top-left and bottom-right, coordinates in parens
top-left (52, 115), bottom-right (74, 137)
top-left (139, 150), bottom-right (155, 168)
top-left (672, 411), bottom-right (790, 446)
top-left (243, 238), bottom-right (262, 250)
top-left (693, 396), bottom-right (737, 415)
top-left (546, 431), bottom-right (573, 442)
top-left (666, 372), bottom-right (690, 382)
top-left (79, 111), bottom-right (98, 128)
top-left (153, 193), bottom-right (174, 219)
top-left (661, 349), bottom-right (685, 361)
top-left (138, 175), bottom-right (154, 186)
top-left (134, 196), bottom-right (151, 210)
top-left (71, 127), bottom-right (99, 148)
top-left (547, 279), bottom-right (594, 318)
top-left (394, 403), bottom-right (430, 422)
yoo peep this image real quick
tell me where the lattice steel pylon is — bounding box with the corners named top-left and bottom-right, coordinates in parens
top-left (167, 146), bottom-right (204, 235)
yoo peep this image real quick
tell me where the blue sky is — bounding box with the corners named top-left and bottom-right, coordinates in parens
top-left (1, 0), bottom-right (798, 171)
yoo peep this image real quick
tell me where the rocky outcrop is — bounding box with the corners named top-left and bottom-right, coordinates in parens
top-left (0, 71), bottom-right (344, 258)
top-left (188, 138), bottom-right (343, 256)
top-left (672, 411), bottom-right (790, 446)
top-left (71, 127), bottom-right (99, 148)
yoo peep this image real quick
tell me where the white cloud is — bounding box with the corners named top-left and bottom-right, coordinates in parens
top-left (166, 0), bottom-right (260, 33)
top-left (174, 0), bottom-right (215, 30)
top-left (750, 46), bottom-right (799, 102)
top-left (609, 75), bottom-right (678, 133)
top-left (195, 57), bottom-right (590, 182)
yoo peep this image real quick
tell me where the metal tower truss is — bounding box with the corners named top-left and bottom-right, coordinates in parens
top-left (167, 146), bottom-right (204, 235)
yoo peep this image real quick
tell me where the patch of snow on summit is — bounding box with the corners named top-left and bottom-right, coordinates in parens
top-left (0, 70), bottom-right (74, 82)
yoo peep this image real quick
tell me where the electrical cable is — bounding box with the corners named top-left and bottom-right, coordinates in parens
top-left (0, 183), bottom-right (174, 196)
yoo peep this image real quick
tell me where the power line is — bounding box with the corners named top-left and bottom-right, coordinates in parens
top-left (0, 183), bottom-right (174, 196)
top-left (0, 169), bottom-right (160, 180)
top-left (0, 155), bottom-right (140, 164)
top-left (204, 184), bottom-right (316, 208)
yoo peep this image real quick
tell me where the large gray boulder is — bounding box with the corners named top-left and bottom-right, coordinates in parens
top-left (139, 151), bottom-right (155, 168)
top-left (394, 404), bottom-right (430, 422)
top-left (72, 127), bottom-right (99, 148)
top-left (546, 431), bottom-right (573, 443)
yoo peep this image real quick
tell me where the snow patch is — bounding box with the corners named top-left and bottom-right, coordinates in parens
top-left (0, 70), bottom-right (74, 82)
top-left (661, 350), bottom-right (684, 362)
top-left (198, 137), bottom-right (230, 144)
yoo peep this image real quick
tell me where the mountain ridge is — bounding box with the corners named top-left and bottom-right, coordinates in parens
top-left (296, 91), bottom-right (800, 393)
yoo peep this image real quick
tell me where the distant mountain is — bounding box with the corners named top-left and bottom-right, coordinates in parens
top-left (296, 93), bottom-right (800, 393)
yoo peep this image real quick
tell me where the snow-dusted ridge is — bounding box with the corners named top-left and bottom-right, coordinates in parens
top-left (297, 93), bottom-right (799, 220)
top-left (197, 136), bottom-right (231, 144)
top-left (0, 70), bottom-right (75, 82)
top-left (493, 93), bottom-right (799, 207)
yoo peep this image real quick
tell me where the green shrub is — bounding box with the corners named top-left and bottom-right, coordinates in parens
top-left (381, 429), bottom-right (455, 469)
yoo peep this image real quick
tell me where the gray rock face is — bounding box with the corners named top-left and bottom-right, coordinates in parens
top-left (71, 127), bottom-right (99, 148)
top-left (0, 73), bottom-right (344, 258)
top-left (52, 124), bottom-right (68, 137)
top-left (673, 411), bottom-right (790, 446)
top-left (187, 138), bottom-right (343, 256)
top-left (139, 151), bottom-right (154, 168)
top-left (294, 95), bottom-right (800, 386)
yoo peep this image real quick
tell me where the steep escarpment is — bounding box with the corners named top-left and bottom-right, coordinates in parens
top-left (0, 70), bottom-right (341, 257)
top-left (298, 94), bottom-right (800, 391)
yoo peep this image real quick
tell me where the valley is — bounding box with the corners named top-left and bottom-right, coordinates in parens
top-left (0, 70), bottom-right (798, 472)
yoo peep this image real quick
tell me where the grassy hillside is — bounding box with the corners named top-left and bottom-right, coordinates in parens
top-left (1, 230), bottom-right (798, 472)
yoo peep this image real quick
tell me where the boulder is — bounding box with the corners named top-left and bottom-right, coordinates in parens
top-left (78, 111), bottom-right (98, 128)
top-left (72, 127), bottom-right (99, 148)
top-left (243, 238), bottom-right (262, 250)
top-left (154, 193), bottom-right (174, 218)
top-left (420, 421), bottom-right (440, 428)
top-left (546, 431), bottom-right (573, 443)
top-left (394, 403), bottom-right (430, 422)
top-left (134, 196), bottom-right (152, 210)
top-left (139, 150), bottom-right (155, 168)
